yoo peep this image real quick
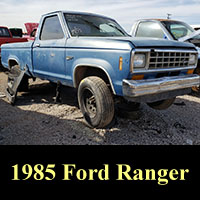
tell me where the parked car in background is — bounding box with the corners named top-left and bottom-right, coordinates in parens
top-left (1, 11), bottom-right (199, 128)
top-left (130, 19), bottom-right (200, 92)
top-left (0, 26), bottom-right (28, 62)
top-left (23, 23), bottom-right (39, 41)
top-left (191, 25), bottom-right (200, 31)
top-left (9, 28), bottom-right (23, 38)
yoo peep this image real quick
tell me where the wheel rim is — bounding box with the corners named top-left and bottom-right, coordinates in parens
top-left (82, 88), bottom-right (97, 118)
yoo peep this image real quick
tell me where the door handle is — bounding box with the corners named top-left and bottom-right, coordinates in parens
top-left (35, 43), bottom-right (40, 47)
top-left (66, 56), bottom-right (74, 61)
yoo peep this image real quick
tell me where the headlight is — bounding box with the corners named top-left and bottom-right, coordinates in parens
top-left (133, 53), bottom-right (146, 68)
top-left (189, 54), bottom-right (197, 65)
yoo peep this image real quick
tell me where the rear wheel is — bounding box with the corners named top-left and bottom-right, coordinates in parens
top-left (147, 98), bottom-right (175, 110)
top-left (116, 99), bottom-right (141, 120)
top-left (78, 76), bottom-right (114, 128)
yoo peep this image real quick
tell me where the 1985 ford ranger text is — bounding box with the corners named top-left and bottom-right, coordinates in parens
top-left (1, 11), bottom-right (200, 128)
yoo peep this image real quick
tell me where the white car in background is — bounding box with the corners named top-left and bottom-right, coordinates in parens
top-left (130, 19), bottom-right (200, 92)
top-left (191, 25), bottom-right (200, 31)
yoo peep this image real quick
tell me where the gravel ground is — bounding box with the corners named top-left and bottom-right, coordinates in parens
top-left (0, 66), bottom-right (200, 145)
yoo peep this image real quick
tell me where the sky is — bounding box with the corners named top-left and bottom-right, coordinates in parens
top-left (0, 0), bottom-right (200, 33)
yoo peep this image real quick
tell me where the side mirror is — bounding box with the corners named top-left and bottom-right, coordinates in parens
top-left (30, 29), bottom-right (37, 37)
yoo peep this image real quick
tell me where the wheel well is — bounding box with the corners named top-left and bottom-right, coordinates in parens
top-left (74, 66), bottom-right (114, 93)
top-left (8, 59), bottom-right (19, 69)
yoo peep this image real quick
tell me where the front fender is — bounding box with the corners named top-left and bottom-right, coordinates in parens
top-left (72, 58), bottom-right (116, 94)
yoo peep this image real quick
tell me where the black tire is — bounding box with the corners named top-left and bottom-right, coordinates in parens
top-left (8, 65), bottom-right (29, 92)
top-left (116, 100), bottom-right (141, 120)
top-left (78, 76), bottom-right (114, 128)
top-left (147, 98), bottom-right (175, 110)
top-left (117, 101), bottom-right (140, 112)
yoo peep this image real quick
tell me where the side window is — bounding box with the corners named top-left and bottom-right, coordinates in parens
top-left (0, 28), bottom-right (10, 37)
top-left (40, 15), bottom-right (64, 40)
top-left (136, 22), bottom-right (165, 39)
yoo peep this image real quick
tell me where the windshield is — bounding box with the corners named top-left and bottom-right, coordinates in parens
top-left (161, 20), bottom-right (200, 40)
top-left (64, 13), bottom-right (128, 37)
top-left (0, 27), bottom-right (10, 37)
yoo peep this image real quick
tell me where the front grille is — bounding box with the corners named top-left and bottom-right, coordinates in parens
top-left (149, 51), bottom-right (191, 69)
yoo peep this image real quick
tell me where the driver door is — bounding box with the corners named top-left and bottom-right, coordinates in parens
top-left (33, 14), bottom-right (67, 82)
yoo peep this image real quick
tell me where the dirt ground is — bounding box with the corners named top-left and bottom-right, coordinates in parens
top-left (0, 66), bottom-right (200, 145)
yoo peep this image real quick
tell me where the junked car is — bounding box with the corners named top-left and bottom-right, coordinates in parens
top-left (191, 25), bottom-right (200, 31)
top-left (0, 26), bottom-right (27, 62)
top-left (1, 11), bottom-right (200, 128)
top-left (130, 19), bottom-right (200, 92)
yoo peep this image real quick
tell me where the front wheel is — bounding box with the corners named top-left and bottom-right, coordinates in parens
top-left (78, 76), bottom-right (114, 128)
top-left (147, 98), bottom-right (175, 110)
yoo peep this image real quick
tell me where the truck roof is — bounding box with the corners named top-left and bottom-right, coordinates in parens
top-left (137, 19), bottom-right (182, 23)
top-left (43, 10), bottom-right (113, 20)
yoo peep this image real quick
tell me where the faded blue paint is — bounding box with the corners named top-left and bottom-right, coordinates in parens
top-left (32, 38), bottom-right (67, 83)
top-left (68, 47), bottom-right (131, 94)
top-left (0, 11), bottom-right (197, 96)
top-left (1, 41), bottom-right (33, 71)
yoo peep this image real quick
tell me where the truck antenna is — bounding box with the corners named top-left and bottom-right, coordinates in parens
top-left (167, 13), bottom-right (172, 19)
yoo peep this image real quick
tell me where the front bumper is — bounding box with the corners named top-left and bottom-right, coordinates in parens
top-left (123, 74), bottom-right (200, 102)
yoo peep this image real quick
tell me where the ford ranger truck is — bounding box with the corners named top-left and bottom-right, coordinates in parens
top-left (1, 11), bottom-right (200, 128)
top-left (130, 19), bottom-right (200, 92)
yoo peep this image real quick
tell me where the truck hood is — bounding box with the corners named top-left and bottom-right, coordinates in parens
top-left (127, 37), bottom-right (195, 48)
top-left (67, 36), bottom-right (195, 50)
top-left (24, 23), bottom-right (39, 35)
top-left (1, 36), bottom-right (196, 50)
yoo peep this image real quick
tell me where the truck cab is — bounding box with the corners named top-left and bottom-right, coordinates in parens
top-left (1, 11), bottom-right (200, 128)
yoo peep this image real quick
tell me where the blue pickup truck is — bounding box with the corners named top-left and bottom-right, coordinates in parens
top-left (1, 11), bottom-right (200, 128)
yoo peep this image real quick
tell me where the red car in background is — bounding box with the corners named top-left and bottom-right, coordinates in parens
top-left (0, 26), bottom-right (28, 61)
